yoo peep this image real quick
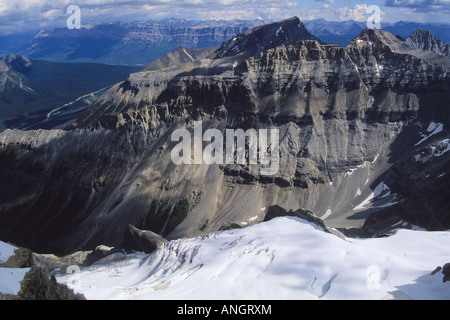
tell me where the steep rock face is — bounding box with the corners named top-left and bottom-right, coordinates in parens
top-left (0, 18), bottom-right (449, 255)
top-left (406, 29), bottom-right (450, 57)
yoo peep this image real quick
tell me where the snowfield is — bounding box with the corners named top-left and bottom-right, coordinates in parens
top-left (56, 217), bottom-right (450, 300)
top-left (0, 241), bottom-right (17, 265)
top-left (0, 268), bottom-right (30, 295)
top-left (0, 242), bottom-right (30, 296)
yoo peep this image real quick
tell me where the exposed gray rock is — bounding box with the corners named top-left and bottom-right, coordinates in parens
top-left (0, 17), bottom-right (449, 254)
top-left (32, 251), bottom-right (90, 273)
top-left (431, 266), bottom-right (442, 276)
top-left (406, 29), bottom-right (450, 57)
top-left (431, 263), bottom-right (450, 283)
top-left (2, 242), bottom-right (121, 274)
top-left (123, 224), bottom-right (168, 254)
top-left (143, 47), bottom-right (217, 72)
top-left (443, 263), bottom-right (450, 283)
top-left (17, 267), bottom-right (85, 300)
top-left (0, 247), bottom-right (33, 268)
top-left (83, 245), bottom-right (120, 267)
top-left (264, 205), bottom-right (346, 240)
top-left (214, 17), bottom-right (323, 59)
top-left (264, 205), bottom-right (326, 228)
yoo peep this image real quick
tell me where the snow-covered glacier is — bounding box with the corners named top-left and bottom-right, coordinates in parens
top-left (56, 217), bottom-right (450, 300)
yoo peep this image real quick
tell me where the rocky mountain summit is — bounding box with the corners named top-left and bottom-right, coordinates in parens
top-left (214, 17), bottom-right (323, 58)
top-left (0, 17), bottom-right (449, 255)
top-left (406, 29), bottom-right (450, 57)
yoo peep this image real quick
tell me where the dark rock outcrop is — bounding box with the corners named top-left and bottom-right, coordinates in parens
top-left (431, 263), bottom-right (450, 283)
top-left (264, 205), bottom-right (346, 239)
top-left (83, 245), bottom-right (122, 267)
top-left (214, 17), bottom-right (323, 59)
top-left (0, 247), bottom-right (33, 268)
top-left (443, 263), bottom-right (450, 283)
top-left (123, 225), bottom-right (168, 254)
top-left (264, 205), bottom-right (327, 229)
top-left (17, 267), bottom-right (86, 300)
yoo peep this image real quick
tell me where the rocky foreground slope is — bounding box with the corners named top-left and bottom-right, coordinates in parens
top-left (0, 17), bottom-right (449, 255)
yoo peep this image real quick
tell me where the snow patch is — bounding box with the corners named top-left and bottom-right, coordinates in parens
top-left (0, 268), bottom-right (30, 295)
top-left (354, 182), bottom-right (392, 211)
top-left (321, 208), bottom-right (332, 220)
top-left (0, 241), bottom-right (17, 264)
top-left (371, 154), bottom-right (379, 163)
top-left (375, 64), bottom-right (384, 76)
top-left (345, 161), bottom-right (368, 177)
top-left (276, 26), bottom-right (283, 37)
top-left (415, 122), bottom-right (444, 146)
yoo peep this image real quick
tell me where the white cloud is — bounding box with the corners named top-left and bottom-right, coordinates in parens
top-left (296, 3), bottom-right (373, 22)
top-left (338, 4), bottom-right (369, 22)
top-left (0, 0), bottom-right (303, 33)
top-left (385, 0), bottom-right (450, 9)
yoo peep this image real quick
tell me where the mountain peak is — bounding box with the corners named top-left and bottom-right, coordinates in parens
top-left (350, 28), bottom-right (400, 46)
top-left (406, 29), bottom-right (449, 56)
top-left (214, 16), bottom-right (323, 59)
top-left (347, 28), bottom-right (415, 56)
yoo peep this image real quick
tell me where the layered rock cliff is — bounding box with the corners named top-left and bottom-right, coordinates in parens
top-left (0, 17), bottom-right (449, 254)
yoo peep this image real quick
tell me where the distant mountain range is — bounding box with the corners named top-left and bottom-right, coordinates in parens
top-left (0, 19), bottom-right (265, 66)
top-left (304, 19), bottom-right (450, 47)
top-left (1, 19), bottom-right (449, 66)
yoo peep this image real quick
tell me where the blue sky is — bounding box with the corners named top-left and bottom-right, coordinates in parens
top-left (0, 0), bottom-right (449, 34)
